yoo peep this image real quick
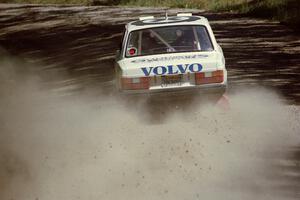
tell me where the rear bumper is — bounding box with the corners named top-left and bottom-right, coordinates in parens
top-left (118, 83), bottom-right (227, 98)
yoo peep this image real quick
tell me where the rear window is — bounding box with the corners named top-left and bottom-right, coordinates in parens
top-left (125, 25), bottom-right (214, 57)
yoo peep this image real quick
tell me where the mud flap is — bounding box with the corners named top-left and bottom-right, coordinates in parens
top-left (216, 94), bottom-right (230, 111)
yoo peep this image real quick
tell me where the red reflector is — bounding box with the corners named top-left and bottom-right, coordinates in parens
top-left (121, 77), bottom-right (150, 90)
top-left (195, 70), bottom-right (224, 85)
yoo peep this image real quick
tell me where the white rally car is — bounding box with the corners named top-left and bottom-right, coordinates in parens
top-left (115, 13), bottom-right (227, 97)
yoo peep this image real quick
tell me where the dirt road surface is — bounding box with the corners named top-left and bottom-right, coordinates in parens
top-left (0, 4), bottom-right (300, 200)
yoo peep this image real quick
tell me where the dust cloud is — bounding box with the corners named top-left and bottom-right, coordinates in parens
top-left (0, 57), bottom-right (299, 200)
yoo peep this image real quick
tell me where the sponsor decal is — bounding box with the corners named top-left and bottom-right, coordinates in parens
top-left (131, 54), bottom-right (209, 64)
top-left (127, 47), bottom-right (137, 56)
top-left (141, 63), bottom-right (203, 76)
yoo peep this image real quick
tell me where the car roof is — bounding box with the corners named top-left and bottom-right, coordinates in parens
top-left (126, 14), bottom-right (209, 32)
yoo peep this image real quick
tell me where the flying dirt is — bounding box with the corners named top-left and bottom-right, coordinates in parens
top-left (0, 4), bottom-right (300, 200)
top-left (0, 56), bottom-right (300, 200)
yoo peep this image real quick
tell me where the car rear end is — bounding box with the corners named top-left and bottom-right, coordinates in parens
top-left (115, 14), bottom-right (227, 98)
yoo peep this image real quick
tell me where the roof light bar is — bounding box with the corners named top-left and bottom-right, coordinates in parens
top-left (139, 16), bottom-right (154, 21)
top-left (177, 13), bottom-right (192, 17)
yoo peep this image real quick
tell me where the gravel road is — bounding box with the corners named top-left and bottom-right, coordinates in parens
top-left (0, 4), bottom-right (299, 200)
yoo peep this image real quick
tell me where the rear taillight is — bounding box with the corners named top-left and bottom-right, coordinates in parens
top-left (121, 77), bottom-right (150, 90)
top-left (195, 70), bottom-right (224, 85)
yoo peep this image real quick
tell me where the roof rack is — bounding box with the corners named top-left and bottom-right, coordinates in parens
top-left (139, 16), bottom-right (154, 21)
top-left (177, 13), bottom-right (192, 17)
